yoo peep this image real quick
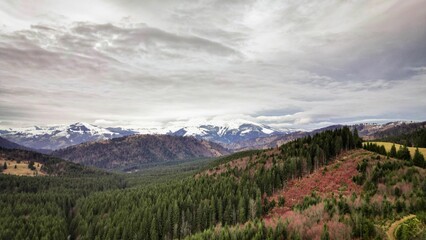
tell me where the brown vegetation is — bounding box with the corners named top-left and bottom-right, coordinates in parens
top-left (264, 149), bottom-right (370, 227)
top-left (53, 134), bottom-right (230, 169)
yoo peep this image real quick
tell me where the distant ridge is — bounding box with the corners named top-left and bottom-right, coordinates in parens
top-left (53, 134), bottom-right (230, 170)
top-left (227, 121), bottom-right (426, 151)
top-left (0, 136), bottom-right (27, 150)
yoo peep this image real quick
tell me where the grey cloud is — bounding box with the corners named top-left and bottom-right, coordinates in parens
top-left (68, 22), bottom-right (240, 57)
top-left (0, 0), bottom-right (425, 129)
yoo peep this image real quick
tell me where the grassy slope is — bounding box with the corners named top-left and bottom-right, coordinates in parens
top-left (366, 141), bottom-right (426, 157)
top-left (0, 159), bottom-right (45, 176)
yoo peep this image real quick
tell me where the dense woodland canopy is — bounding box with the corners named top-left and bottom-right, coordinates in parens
top-left (1, 127), bottom-right (426, 239)
top-left (0, 148), bottom-right (104, 175)
top-left (380, 128), bottom-right (426, 148)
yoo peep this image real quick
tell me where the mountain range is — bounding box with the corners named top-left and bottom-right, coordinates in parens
top-left (0, 121), bottom-right (286, 150)
top-left (1, 120), bottom-right (425, 154)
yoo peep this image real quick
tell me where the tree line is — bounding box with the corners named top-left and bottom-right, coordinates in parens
top-left (363, 142), bottom-right (425, 168)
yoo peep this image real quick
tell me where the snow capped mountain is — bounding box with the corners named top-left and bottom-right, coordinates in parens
top-left (0, 121), bottom-right (288, 150)
top-left (170, 122), bottom-right (286, 144)
top-left (1, 120), bottom-right (419, 151)
top-left (0, 122), bottom-right (135, 150)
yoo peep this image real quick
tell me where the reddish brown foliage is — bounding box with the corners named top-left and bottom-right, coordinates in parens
top-left (264, 149), bottom-right (370, 227)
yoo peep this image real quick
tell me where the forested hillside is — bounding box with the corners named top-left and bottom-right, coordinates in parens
top-left (0, 147), bottom-right (104, 176)
top-left (2, 127), bottom-right (426, 239)
top-left (380, 128), bottom-right (426, 148)
top-left (71, 127), bottom-right (363, 239)
top-left (53, 134), bottom-right (229, 169)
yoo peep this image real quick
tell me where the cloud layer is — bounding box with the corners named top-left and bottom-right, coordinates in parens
top-left (0, 0), bottom-right (425, 129)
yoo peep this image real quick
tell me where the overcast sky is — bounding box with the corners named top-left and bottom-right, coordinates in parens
top-left (0, 0), bottom-right (425, 130)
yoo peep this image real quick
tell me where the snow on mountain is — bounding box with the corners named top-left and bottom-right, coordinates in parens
top-left (168, 121), bottom-right (288, 144)
top-left (0, 121), bottom-right (288, 150)
top-left (0, 122), bottom-right (131, 150)
top-left (0, 120), bottom-right (416, 151)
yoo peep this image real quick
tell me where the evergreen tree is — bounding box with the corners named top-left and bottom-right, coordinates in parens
top-left (150, 217), bottom-right (159, 240)
top-left (397, 145), bottom-right (411, 161)
top-left (237, 197), bottom-right (246, 223)
top-left (353, 128), bottom-right (362, 148)
top-left (390, 144), bottom-right (397, 158)
top-left (3, 162), bottom-right (7, 170)
top-left (28, 161), bottom-right (35, 170)
top-left (278, 196), bottom-right (285, 207)
top-left (321, 224), bottom-right (330, 240)
top-left (413, 148), bottom-right (425, 168)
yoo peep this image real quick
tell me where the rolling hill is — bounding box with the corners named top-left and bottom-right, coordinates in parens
top-left (0, 136), bottom-right (31, 150)
top-left (53, 134), bottom-right (230, 169)
top-left (0, 147), bottom-right (105, 176)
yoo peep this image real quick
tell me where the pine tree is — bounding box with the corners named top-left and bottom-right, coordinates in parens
top-left (379, 145), bottom-right (387, 155)
top-left (397, 145), bottom-right (411, 161)
top-left (413, 148), bottom-right (425, 168)
top-left (390, 144), bottom-right (397, 157)
top-left (237, 197), bottom-right (246, 223)
top-left (3, 162), bottom-right (7, 170)
top-left (321, 224), bottom-right (330, 240)
top-left (150, 218), bottom-right (158, 240)
top-left (278, 196), bottom-right (285, 207)
top-left (353, 128), bottom-right (362, 148)
top-left (248, 199), bottom-right (257, 220)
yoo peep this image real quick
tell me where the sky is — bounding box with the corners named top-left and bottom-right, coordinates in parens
top-left (0, 0), bottom-right (425, 130)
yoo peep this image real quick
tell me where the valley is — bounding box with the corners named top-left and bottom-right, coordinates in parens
top-left (2, 1), bottom-right (425, 239)
top-left (0, 124), bottom-right (425, 239)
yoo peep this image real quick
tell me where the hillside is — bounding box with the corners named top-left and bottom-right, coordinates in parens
top-left (192, 143), bottom-right (426, 239)
top-left (379, 128), bottom-right (426, 147)
top-left (68, 127), bottom-right (364, 240)
top-left (2, 126), bottom-right (425, 240)
top-left (0, 148), bottom-right (104, 176)
top-left (358, 121), bottom-right (426, 140)
top-left (0, 136), bottom-right (30, 151)
top-left (0, 158), bottom-right (45, 176)
top-left (191, 148), bottom-right (426, 239)
top-left (53, 134), bottom-right (230, 169)
top-left (227, 121), bottom-right (426, 151)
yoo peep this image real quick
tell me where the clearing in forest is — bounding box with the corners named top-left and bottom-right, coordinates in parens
top-left (366, 141), bottom-right (426, 158)
top-left (0, 159), bottom-right (45, 176)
